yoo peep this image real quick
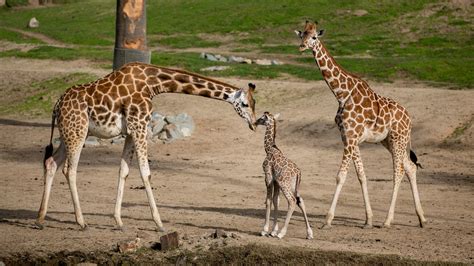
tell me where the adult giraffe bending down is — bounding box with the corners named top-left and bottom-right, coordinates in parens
top-left (36, 62), bottom-right (257, 231)
top-left (296, 21), bottom-right (426, 229)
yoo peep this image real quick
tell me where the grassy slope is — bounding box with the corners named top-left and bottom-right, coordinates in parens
top-left (0, 0), bottom-right (472, 88)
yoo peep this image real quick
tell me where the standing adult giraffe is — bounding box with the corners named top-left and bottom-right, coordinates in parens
top-left (36, 62), bottom-right (257, 231)
top-left (295, 21), bottom-right (426, 229)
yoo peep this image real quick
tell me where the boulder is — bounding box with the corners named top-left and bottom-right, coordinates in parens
top-left (27, 17), bottom-right (39, 28)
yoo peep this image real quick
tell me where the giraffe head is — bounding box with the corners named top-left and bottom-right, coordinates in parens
top-left (295, 20), bottom-right (325, 52)
top-left (255, 112), bottom-right (280, 127)
top-left (230, 83), bottom-right (257, 131)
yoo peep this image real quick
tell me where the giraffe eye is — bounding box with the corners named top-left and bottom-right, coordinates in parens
top-left (241, 103), bottom-right (249, 108)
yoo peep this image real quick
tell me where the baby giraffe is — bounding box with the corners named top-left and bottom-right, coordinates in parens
top-left (257, 112), bottom-right (313, 239)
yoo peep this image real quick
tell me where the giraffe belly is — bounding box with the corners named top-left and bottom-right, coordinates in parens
top-left (362, 127), bottom-right (388, 143)
top-left (88, 114), bottom-right (127, 139)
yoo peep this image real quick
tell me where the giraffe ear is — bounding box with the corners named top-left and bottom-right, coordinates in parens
top-left (318, 29), bottom-right (325, 37)
top-left (248, 83), bottom-right (256, 92)
top-left (294, 30), bottom-right (302, 37)
top-left (273, 113), bottom-right (281, 120)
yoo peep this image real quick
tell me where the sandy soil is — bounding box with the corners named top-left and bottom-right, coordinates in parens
top-left (0, 58), bottom-right (473, 263)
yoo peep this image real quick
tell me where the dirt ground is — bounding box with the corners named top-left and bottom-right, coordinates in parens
top-left (0, 58), bottom-right (473, 264)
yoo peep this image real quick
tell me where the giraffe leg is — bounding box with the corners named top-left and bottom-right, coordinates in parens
top-left (296, 196), bottom-right (313, 239)
top-left (114, 135), bottom-right (134, 230)
top-left (261, 181), bottom-right (273, 236)
top-left (270, 183), bottom-right (280, 237)
top-left (64, 138), bottom-right (88, 230)
top-left (132, 132), bottom-right (165, 232)
top-left (276, 183), bottom-right (296, 239)
top-left (383, 141), bottom-right (405, 228)
top-left (352, 146), bottom-right (373, 229)
top-left (261, 163), bottom-right (273, 236)
top-left (36, 142), bottom-right (66, 229)
top-left (323, 147), bottom-right (352, 229)
top-left (403, 155), bottom-right (427, 227)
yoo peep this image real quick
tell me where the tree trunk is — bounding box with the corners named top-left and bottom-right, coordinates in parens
top-left (113, 0), bottom-right (151, 70)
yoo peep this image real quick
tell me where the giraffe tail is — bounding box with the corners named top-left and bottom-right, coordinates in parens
top-left (43, 112), bottom-right (56, 166)
top-left (295, 171), bottom-right (302, 205)
top-left (409, 150), bottom-right (423, 169)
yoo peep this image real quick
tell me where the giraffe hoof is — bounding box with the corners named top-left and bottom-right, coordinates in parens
top-left (157, 226), bottom-right (166, 233)
top-left (321, 224), bottom-right (332, 230)
top-left (383, 223), bottom-right (391, 229)
top-left (34, 221), bottom-right (44, 230)
top-left (270, 231), bottom-right (278, 237)
top-left (80, 224), bottom-right (89, 231)
top-left (260, 231), bottom-right (269, 237)
top-left (419, 219), bottom-right (428, 228)
top-left (363, 224), bottom-right (373, 229)
top-left (276, 233), bottom-right (284, 239)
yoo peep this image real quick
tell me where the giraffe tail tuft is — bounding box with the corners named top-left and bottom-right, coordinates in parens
top-left (410, 150), bottom-right (423, 169)
top-left (43, 110), bottom-right (57, 166)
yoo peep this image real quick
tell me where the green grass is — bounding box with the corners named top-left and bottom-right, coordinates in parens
top-left (0, 27), bottom-right (44, 44)
top-left (0, 73), bottom-right (98, 116)
top-left (0, 0), bottom-right (472, 88)
top-left (149, 35), bottom-right (221, 49)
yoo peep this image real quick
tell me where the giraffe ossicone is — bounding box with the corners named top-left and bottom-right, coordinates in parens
top-left (296, 21), bottom-right (427, 229)
top-left (257, 112), bottom-right (313, 240)
top-left (36, 62), bottom-right (258, 231)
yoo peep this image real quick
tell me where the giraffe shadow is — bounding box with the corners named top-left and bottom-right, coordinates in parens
top-left (0, 118), bottom-right (50, 127)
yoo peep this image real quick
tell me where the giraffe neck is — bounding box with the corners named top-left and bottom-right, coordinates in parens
top-left (139, 64), bottom-right (239, 103)
top-left (264, 120), bottom-right (277, 154)
top-left (312, 40), bottom-right (355, 104)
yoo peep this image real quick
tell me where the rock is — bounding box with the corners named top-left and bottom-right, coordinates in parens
top-left (243, 58), bottom-right (253, 64)
top-left (200, 66), bottom-right (230, 72)
top-left (27, 17), bottom-right (39, 28)
top-left (160, 231), bottom-right (179, 251)
top-left (271, 60), bottom-right (284, 65)
top-left (255, 59), bottom-right (272, 66)
top-left (228, 56), bottom-right (245, 63)
top-left (214, 54), bottom-right (227, 62)
top-left (0, 261), bottom-right (5, 266)
top-left (353, 9), bottom-right (368, 17)
top-left (230, 232), bottom-right (241, 239)
top-left (200, 52), bottom-right (206, 59)
top-left (84, 136), bottom-right (100, 147)
top-left (204, 54), bottom-right (217, 62)
top-left (163, 123), bottom-right (182, 141)
top-left (111, 136), bottom-right (125, 145)
top-left (117, 237), bottom-right (141, 253)
top-left (53, 137), bottom-right (61, 146)
top-left (212, 229), bottom-right (228, 239)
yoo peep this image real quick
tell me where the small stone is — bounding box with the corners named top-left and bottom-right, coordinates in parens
top-left (111, 136), bottom-right (125, 145)
top-left (117, 237), bottom-right (141, 253)
top-left (200, 52), bottom-right (206, 59)
top-left (353, 9), bottom-right (368, 17)
top-left (254, 59), bottom-right (272, 66)
top-left (84, 136), bottom-right (100, 147)
top-left (160, 231), bottom-right (179, 251)
top-left (27, 17), bottom-right (39, 28)
top-left (271, 60), bottom-right (283, 65)
top-left (243, 58), bottom-right (252, 64)
top-left (200, 66), bottom-right (230, 72)
top-left (53, 137), bottom-right (61, 145)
